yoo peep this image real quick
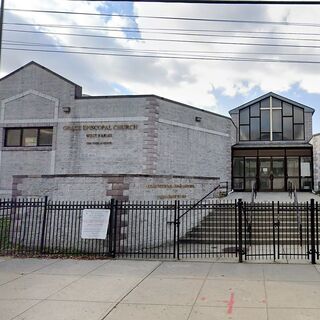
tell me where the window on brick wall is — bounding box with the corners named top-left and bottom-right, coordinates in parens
top-left (4, 127), bottom-right (53, 147)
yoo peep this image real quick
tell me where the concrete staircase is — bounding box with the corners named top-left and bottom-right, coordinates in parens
top-left (180, 205), bottom-right (310, 246)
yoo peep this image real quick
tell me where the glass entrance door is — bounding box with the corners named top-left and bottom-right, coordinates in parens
top-left (259, 158), bottom-right (271, 191)
top-left (259, 157), bottom-right (285, 191)
top-left (272, 158), bottom-right (285, 191)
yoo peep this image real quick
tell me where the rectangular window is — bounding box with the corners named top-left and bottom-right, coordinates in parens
top-left (293, 106), bottom-right (304, 123)
top-left (260, 110), bottom-right (270, 133)
top-left (39, 128), bottom-right (53, 146)
top-left (240, 125), bottom-right (249, 141)
top-left (4, 127), bottom-right (53, 147)
top-left (301, 178), bottom-right (312, 191)
top-left (22, 128), bottom-right (38, 147)
top-left (294, 124), bottom-right (304, 140)
top-left (245, 158), bottom-right (257, 177)
top-left (300, 157), bottom-right (312, 177)
top-left (239, 107), bottom-right (249, 125)
top-left (283, 117), bottom-right (293, 140)
top-left (260, 98), bottom-right (270, 109)
top-left (5, 129), bottom-right (21, 147)
top-left (250, 103), bottom-right (260, 117)
top-left (261, 132), bottom-right (270, 141)
top-left (272, 98), bottom-right (282, 108)
top-left (233, 157), bottom-right (244, 177)
top-left (287, 157), bottom-right (299, 177)
top-left (250, 118), bottom-right (260, 140)
top-left (283, 102), bottom-right (292, 116)
top-left (272, 109), bottom-right (282, 132)
top-left (272, 132), bottom-right (282, 141)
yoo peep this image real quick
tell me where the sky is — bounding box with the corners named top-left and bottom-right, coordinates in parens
top-left (2, 0), bottom-right (320, 133)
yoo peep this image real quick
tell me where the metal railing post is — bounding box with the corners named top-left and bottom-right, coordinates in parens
top-left (108, 199), bottom-right (114, 257)
top-left (112, 199), bottom-right (118, 258)
top-left (310, 199), bottom-right (316, 264)
top-left (176, 200), bottom-right (180, 260)
top-left (238, 198), bottom-right (243, 263)
top-left (40, 196), bottom-right (48, 254)
top-left (173, 200), bottom-right (177, 259)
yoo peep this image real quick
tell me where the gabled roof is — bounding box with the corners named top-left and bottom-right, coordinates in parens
top-left (0, 61), bottom-right (81, 88)
top-left (229, 92), bottom-right (315, 114)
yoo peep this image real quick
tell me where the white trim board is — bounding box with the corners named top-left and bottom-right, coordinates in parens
top-left (0, 117), bottom-right (148, 124)
top-left (159, 118), bottom-right (229, 137)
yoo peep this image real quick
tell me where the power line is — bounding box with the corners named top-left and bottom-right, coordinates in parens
top-left (7, 21), bottom-right (320, 38)
top-left (6, 8), bottom-right (320, 28)
top-left (5, 39), bottom-right (320, 57)
top-left (4, 40), bottom-right (320, 58)
top-left (66, 0), bottom-right (320, 4)
top-left (6, 21), bottom-right (320, 42)
top-left (6, 28), bottom-right (320, 50)
top-left (4, 46), bottom-right (320, 64)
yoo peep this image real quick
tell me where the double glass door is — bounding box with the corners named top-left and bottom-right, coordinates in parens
top-left (259, 157), bottom-right (285, 191)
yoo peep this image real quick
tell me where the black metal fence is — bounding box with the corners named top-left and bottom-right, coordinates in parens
top-left (0, 198), bottom-right (113, 257)
top-left (0, 197), bottom-right (319, 263)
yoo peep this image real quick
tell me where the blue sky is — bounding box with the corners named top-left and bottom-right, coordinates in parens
top-left (2, 1), bottom-right (320, 133)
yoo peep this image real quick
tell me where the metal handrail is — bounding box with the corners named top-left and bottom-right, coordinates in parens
top-left (293, 186), bottom-right (303, 246)
top-left (178, 184), bottom-right (220, 219)
top-left (288, 181), bottom-right (293, 199)
top-left (247, 182), bottom-right (257, 246)
top-left (251, 182), bottom-right (257, 205)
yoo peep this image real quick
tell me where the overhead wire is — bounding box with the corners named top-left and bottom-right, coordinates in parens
top-left (6, 27), bottom-right (320, 50)
top-left (6, 7), bottom-right (320, 28)
top-left (5, 22), bottom-right (320, 43)
top-left (5, 6), bottom-right (320, 65)
top-left (5, 45), bottom-right (320, 64)
top-left (5, 39), bottom-right (320, 57)
top-left (6, 21), bottom-right (320, 38)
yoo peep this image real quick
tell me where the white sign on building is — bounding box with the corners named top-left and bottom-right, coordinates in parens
top-left (81, 209), bottom-right (110, 239)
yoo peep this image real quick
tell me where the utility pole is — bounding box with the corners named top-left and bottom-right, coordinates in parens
top-left (0, 0), bottom-right (4, 72)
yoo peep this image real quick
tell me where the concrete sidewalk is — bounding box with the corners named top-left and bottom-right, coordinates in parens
top-left (0, 257), bottom-right (320, 320)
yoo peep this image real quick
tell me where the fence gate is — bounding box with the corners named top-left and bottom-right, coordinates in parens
top-left (242, 199), bottom-right (319, 263)
top-left (243, 202), bottom-right (276, 261)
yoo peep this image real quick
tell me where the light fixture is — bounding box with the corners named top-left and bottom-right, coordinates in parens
top-left (195, 116), bottom-right (201, 122)
top-left (62, 106), bottom-right (71, 113)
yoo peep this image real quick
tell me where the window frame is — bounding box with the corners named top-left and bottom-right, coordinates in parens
top-left (4, 127), bottom-right (53, 147)
top-left (238, 98), bottom-right (305, 142)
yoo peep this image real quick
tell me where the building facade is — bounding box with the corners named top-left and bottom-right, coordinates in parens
top-left (0, 62), bottom-right (234, 200)
top-left (0, 61), bottom-right (318, 200)
top-left (230, 93), bottom-right (314, 192)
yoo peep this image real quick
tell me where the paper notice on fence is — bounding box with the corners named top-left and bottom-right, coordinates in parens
top-left (81, 209), bottom-right (110, 239)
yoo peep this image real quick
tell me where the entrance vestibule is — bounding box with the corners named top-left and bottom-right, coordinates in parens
top-left (232, 148), bottom-right (313, 192)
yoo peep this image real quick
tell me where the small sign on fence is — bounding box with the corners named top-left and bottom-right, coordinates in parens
top-left (81, 209), bottom-right (110, 239)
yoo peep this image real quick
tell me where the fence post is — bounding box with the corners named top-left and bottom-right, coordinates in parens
top-left (112, 199), bottom-right (118, 258)
top-left (310, 198), bottom-right (316, 264)
top-left (173, 200), bottom-right (177, 259)
top-left (40, 196), bottom-right (48, 254)
top-left (175, 200), bottom-right (180, 260)
top-left (238, 198), bottom-right (243, 263)
top-left (108, 199), bottom-right (114, 257)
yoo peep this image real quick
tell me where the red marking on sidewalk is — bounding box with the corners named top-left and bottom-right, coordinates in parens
top-left (227, 292), bottom-right (235, 315)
